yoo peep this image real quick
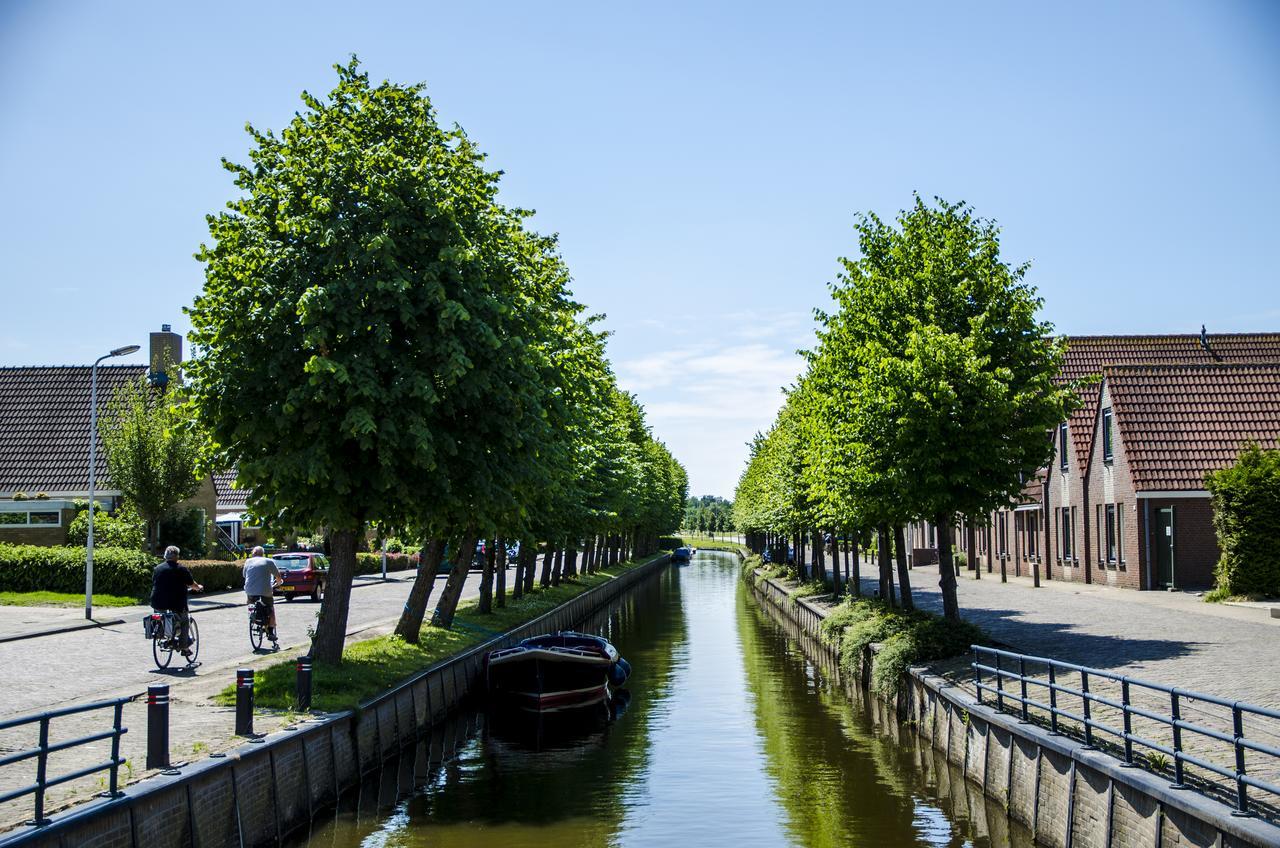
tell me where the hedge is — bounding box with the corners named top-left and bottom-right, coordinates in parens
top-left (0, 544), bottom-right (154, 597)
top-left (0, 545), bottom-right (420, 601)
top-left (1207, 444), bottom-right (1280, 598)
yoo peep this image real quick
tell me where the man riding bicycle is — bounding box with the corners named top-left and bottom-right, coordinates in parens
top-left (150, 545), bottom-right (203, 664)
top-left (243, 546), bottom-right (282, 648)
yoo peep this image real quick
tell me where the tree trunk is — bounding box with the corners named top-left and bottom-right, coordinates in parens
top-left (478, 539), bottom-right (496, 614)
top-left (539, 548), bottom-right (554, 587)
top-left (876, 524), bottom-right (893, 603)
top-left (811, 530), bottom-right (825, 584)
top-left (936, 513), bottom-right (961, 621)
top-left (523, 544), bottom-right (537, 593)
top-left (495, 537), bottom-right (507, 608)
top-left (394, 538), bottom-right (445, 642)
top-left (893, 524), bottom-right (914, 611)
top-left (310, 527), bottom-right (359, 664)
top-left (851, 534), bottom-right (861, 597)
top-left (551, 549), bottom-right (563, 586)
top-left (432, 530), bottom-right (480, 630)
top-left (565, 545), bottom-right (578, 578)
top-left (966, 518), bottom-right (976, 577)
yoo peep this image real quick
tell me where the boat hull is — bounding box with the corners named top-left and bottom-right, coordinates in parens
top-left (486, 647), bottom-right (613, 712)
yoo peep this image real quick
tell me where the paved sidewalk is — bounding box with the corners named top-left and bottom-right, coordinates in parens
top-left (795, 556), bottom-right (1280, 811)
top-left (0, 568), bottom-right (480, 830)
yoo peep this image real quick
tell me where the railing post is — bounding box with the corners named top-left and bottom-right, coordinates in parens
top-left (236, 668), bottom-right (255, 737)
top-left (1170, 690), bottom-right (1186, 788)
top-left (973, 648), bottom-right (982, 705)
top-left (1018, 656), bottom-right (1029, 722)
top-left (296, 655), bottom-right (313, 711)
top-left (146, 683), bottom-right (170, 770)
top-left (1121, 679), bottom-right (1134, 765)
top-left (106, 701), bottom-right (124, 796)
top-left (1232, 704), bottom-right (1250, 816)
top-left (29, 716), bottom-right (49, 826)
top-left (1048, 665), bottom-right (1060, 735)
top-left (995, 652), bottom-right (1005, 712)
top-left (1081, 670), bottom-right (1094, 748)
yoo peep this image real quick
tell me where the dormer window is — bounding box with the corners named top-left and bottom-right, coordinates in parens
top-left (1102, 408), bottom-right (1114, 462)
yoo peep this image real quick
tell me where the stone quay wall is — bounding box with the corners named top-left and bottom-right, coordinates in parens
top-left (0, 554), bottom-right (671, 848)
top-left (748, 573), bottom-right (1280, 848)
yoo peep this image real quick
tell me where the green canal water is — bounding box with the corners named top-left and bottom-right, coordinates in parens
top-left (303, 551), bottom-right (1032, 847)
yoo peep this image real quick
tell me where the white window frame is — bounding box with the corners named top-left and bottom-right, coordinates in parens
top-left (0, 509), bottom-right (63, 527)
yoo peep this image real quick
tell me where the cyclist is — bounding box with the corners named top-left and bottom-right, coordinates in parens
top-left (150, 545), bottom-right (203, 663)
top-left (242, 546), bottom-right (282, 648)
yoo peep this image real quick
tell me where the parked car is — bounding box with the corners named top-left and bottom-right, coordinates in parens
top-left (272, 552), bottom-right (328, 602)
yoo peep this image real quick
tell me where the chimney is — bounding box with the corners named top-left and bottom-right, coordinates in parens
top-left (149, 324), bottom-right (183, 387)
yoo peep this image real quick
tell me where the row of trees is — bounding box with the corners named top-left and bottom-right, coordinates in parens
top-left (734, 197), bottom-right (1078, 620)
top-left (185, 60), bottom-right (686, 663)
top-left (682, 495), bottom-right (735, 536)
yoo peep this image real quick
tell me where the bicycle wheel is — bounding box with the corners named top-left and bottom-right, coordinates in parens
top-left (153, 632), bottom-right (173, 669)
top-left (187, 617), bottom-right (200, 663)
top-left (249, 614), bottom-right (263, 650)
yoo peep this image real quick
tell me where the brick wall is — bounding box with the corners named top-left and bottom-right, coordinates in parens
top-left (1088, 383), bottom-right (1144, 589)
top-left (1143, 497), bottom-right (1218, 589)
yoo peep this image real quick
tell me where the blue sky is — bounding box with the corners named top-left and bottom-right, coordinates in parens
top-left (1, 2), bottom-right (1277, 497)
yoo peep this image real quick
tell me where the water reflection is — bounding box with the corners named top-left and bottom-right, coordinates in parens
top-left (300, 552), bottom-right (1031, 847)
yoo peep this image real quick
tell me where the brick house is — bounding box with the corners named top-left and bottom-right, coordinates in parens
top-left (0, 327), bottom-right (237, 550)
top-left (909, 332), bottom-right (1280, 590)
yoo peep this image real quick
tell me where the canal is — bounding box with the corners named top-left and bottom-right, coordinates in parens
top-left (302, 550), bottom-right (1032, 847)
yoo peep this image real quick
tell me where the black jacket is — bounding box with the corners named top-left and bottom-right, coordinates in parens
top-left (150, 561), bottom-right (194, 611)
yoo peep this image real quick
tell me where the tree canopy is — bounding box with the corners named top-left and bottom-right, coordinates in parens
top-left (187, 59), bottom-right (686, 661)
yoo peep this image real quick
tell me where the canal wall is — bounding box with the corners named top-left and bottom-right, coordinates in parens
top-left (0, 554), bottom-right (672, 848)
top-left (747, 572), bottom-right (1280, 848)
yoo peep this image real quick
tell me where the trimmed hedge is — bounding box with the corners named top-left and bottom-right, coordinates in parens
top-left (0, 545), bottom-right (421, 602)
top-left (1207, 444), bottom-right (1280, 598)
top-left (0, 544), bottom-right (154, 597)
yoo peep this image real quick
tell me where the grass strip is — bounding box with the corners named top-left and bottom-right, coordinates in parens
top-left (216, 554), bottom-right (662, 712)
top-left (0, 590), bottom-right (140, 607)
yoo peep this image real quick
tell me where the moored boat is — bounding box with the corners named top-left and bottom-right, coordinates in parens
top-left (671, 545), bottom-right (694, 563)
top-left (485, 631), bottom-right (631, 711)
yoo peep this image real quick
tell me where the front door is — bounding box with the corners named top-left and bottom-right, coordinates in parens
top-left (1155, 507), bottom-right (1175, 587)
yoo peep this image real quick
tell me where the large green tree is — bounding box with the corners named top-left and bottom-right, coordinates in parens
top-left (187, 59), bottom-right (541, 662)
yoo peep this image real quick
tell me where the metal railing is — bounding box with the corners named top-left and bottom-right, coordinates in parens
top-left (0, 696), bottom-right (131, 826)
top-left (972, 644), bottom-right (1280, 818)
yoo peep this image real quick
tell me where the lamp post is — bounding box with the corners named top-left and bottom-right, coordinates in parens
top-left (86, 344), bottom-right (140, 620)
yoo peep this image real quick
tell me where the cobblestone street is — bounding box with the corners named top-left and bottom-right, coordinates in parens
top-left (0, 568), bottom-right (489, 828)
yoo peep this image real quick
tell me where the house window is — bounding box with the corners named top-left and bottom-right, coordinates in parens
top-left (1102, 408), bottom-right (1114, 462)
top-left (1070, 506), bottom-right (1077, 561)
top-left (1116, 503), bottom-right (1125, 568)
top-left (1097, 504), bottom-right (1104, 564)
top-left (1106, 503), bottom-right (1117, 564)
top-left (1059, 423), bottom-right (1069, 471)
top-left (998, 513), bottom-right (1008, 556)
top-left (1027, 512), bottom-right (1039, 558)
top-left (0, 510), bottom-right (61, 527)
top-left (1061, 507), bottom-right (1074, 561)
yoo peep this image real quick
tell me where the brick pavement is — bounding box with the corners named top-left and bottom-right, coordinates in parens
top-left (0, 568), bottom-right (490, 829)
top-left (802, 554), bottom-right (1280, 813)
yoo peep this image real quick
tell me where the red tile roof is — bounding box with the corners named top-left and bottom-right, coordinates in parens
top-left (213, 469), bottom-right (248, 511)
top-left (0, 366), bottom-right (148, 494)
top-left (1105, 364), bottom-right (1280, 491)
top-left (1059, 334), bottom-right (1280, 472)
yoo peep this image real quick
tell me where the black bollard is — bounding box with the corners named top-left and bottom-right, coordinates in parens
top-left (295, 655), bottom-right (312, 711)
top-left (145, 683), bottom-right (169, 769)
top-left (235, 668), bottom-right (254, 736)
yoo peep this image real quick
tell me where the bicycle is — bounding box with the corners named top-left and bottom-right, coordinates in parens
top-left (248, 597), bottom-right (277, 651)
top-left (145, 610), bottom-right (200, 669)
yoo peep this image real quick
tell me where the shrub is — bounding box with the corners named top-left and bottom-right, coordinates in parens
top-left (66, 502), bottom-right (145, 551)
top-left (186, 560), bottom-right (246, 592)
top-left (0, 543), bottom-right (154, 597)
top-left (1207, 445), bottom-right (1280, 598)
top-left (954, 548), bottom-right (967, 569)
top-left (355, 552), bottom-right (416, 575)
top-left (791, 580), bottom-right (828, 599)
top-left (159, 507), bottom-right (210, 559)
top-left (823, 597), bottom-right (988, 696)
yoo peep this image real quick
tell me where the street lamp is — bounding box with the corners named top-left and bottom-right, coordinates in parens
top-left (86, 344), bottom-right (141, 620)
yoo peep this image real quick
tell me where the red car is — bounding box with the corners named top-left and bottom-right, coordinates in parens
top-left (272, 552), bottom-right (329, 602)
